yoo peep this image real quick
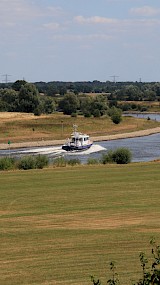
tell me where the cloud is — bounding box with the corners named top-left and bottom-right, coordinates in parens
top-left (74, 15), bottom-right (118, 25)
top-left (130, 6), bottom-right (160, 17)
top-left (0, 0), bottom-right (65, 29)
top-left (46, 6), bottom-right (64, 17)
top-left (72, 14), bottom-right (160, 42)
top-left (51, 33), bottom-right (113, 42)
top-left (43, 22), bottom-right (61, 31)
top-left (0, 0), bottom-right (43, 32)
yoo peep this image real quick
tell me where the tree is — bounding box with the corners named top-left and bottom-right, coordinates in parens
top-left (80, 96), bottom-right (93, 117)
top-left (0, 88), bottom-right (19, 111)
top-left (12, 80), bottom-right (27, 91)
top-left (90, 95), bottom-right (108, 117)
top-left (59, 93), bottom-right (80, 115)
top-left (42, 97), bottom-right (55, 114)
top-left (80, 94), bottom-right (108, 117)
top-left (18, 83), bottom-right (40, 113)
top-left (108, 107), bottom-right (122, 124)
top-left (47, 84), bottom-right (59, 97)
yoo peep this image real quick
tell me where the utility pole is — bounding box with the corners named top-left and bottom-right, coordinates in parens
top-left (2, 74), bottom-right (11, 83)
top-left (110, 75), bottom-right (119, 83)
top-left (61, 120), bottom-right (64, 137)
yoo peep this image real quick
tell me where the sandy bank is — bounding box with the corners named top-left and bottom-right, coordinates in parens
top-left (91, 127), bottom-right (160, 142)
top-left (0, 127), bottom-right (160, 150)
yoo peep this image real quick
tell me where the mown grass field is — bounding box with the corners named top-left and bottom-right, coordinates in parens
top-left (0, 163), bottom-right (160, 284)
top-left (0, 112), bottom-right (160, 143)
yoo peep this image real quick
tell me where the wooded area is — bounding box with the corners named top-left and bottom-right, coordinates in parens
top-left (0, 80), bottom-right (160, 116)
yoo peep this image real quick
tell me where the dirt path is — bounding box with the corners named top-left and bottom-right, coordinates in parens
top-left (0, 127), bottom-right (160, 150)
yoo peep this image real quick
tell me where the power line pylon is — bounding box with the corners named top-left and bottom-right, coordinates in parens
top-left (110, 75), bottom-right (119, 83)
top-left (2, 74), bottom-right (11, 83)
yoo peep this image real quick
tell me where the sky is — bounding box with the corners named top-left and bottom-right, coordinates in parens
top-left (1, 0), bottom-right (160, 83)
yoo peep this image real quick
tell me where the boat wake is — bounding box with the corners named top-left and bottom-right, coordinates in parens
top-left (64, 144), bottom-right (106, 155)
top-left (19, 144), bottom-right (106, 156)
top-left (20, 146), bottom-right (64, 156)
top-left (0, 144), bottom-right (106, 161)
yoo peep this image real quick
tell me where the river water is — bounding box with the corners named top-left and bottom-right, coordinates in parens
top-left (123, 112), bottom-right (160, 121)
top-left (0, 113), bottom-right (160, 163)
top-left (0, 132), bottom-right (159, 163)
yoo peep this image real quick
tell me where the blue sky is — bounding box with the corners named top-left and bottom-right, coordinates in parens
top-left (1, 0), bottom-right (160, 83)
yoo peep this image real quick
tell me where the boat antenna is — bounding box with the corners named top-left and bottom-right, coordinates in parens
top-left (73, 124), bottom-right (78, 132)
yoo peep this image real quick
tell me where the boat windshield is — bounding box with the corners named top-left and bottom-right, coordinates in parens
top-left (71, 137), bottom-right (83, 143)
top-left (84, 136), bottom-right (89, 141)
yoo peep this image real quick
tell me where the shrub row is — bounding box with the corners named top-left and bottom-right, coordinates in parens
top-left (0, 155), bottom-right (49, 171)
top-left (53, 157), bottom-right (81, 167)
top-left (17, 155), bottom-right (49, 170)
top-left (0, 147), bottom-right (132, 171)
top-left (51, 147), bottom-right (132, 167)
top-left (0, 156), bottom-right (81, 171)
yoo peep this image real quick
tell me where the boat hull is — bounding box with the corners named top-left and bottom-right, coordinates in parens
top-left (62, 143), bottom-right (93, 152)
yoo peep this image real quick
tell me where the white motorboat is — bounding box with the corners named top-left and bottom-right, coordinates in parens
top-left (62, 125), bottom-right (93, 152)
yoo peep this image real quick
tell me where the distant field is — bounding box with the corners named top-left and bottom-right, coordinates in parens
top-left (0, 111), bottom-right (160, 144)
top-left (119, 101), bottom-right (160, 112)
top-left (0, 163), bottom-right (160, 284)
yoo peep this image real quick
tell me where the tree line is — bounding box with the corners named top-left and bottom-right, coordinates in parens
top-left (33, 80), bottom-right (160, 102)
top-left (1, 79), bottom-right (160, 118)
top-left (0, 80), bottom-right (122, 123)
top-left (1, 80), bottom-right (160, 101)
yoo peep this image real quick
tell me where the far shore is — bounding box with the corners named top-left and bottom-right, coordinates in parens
top-left (0, 127), bottom-right (160, 150)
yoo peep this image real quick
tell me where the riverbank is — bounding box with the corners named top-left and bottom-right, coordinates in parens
top-left (0, 127), bottom-right (160, 150)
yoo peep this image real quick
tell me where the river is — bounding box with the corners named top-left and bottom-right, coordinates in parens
top-left (123, 112), bottom-right (160, 121)
top-left (0, 132), bottom-right (159, 163)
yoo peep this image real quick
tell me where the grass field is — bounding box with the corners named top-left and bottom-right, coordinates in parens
top-left (119, 100), bottom-right (160, 112)
top-left (0, 112), bottom-right (160, 143)
top-left (0, 163), bottom-right (160, 284)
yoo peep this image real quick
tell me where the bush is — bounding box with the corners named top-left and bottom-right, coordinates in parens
top-left (93, 109), bottom-right (101, 118)
top-left (84, 111), bottom-right (92, 118)
top-left (112, 147), bottom-right (132, 164)
top-left (71, 112), bottom-right (77, 117)
top-left (53, 156), bottom-right (67, 167)
top-left (120, 103), bottom-right (131, 111)
top-left (111, 112), bottom-right (122, 124)
top-left (34, 107), bottom-right (42, 116)
top-left (17, 156), bottom-right (36, 170)
top-left (17, 155), bottom-right (49, 170)
top-left (35, 155), bottom-right (49, 169)
top-left (87, 158), bottom-right (99, 165)
top-left (101, 150), bottom-right (114, 164)
top-left (0, 157), bottom-right (15, 170)
top-left (108, 106), bottom-right (122, 124)
top-left (100, 148), bottom-right (132, 164)
top-left (67, 158), bottom-right (81, 166)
